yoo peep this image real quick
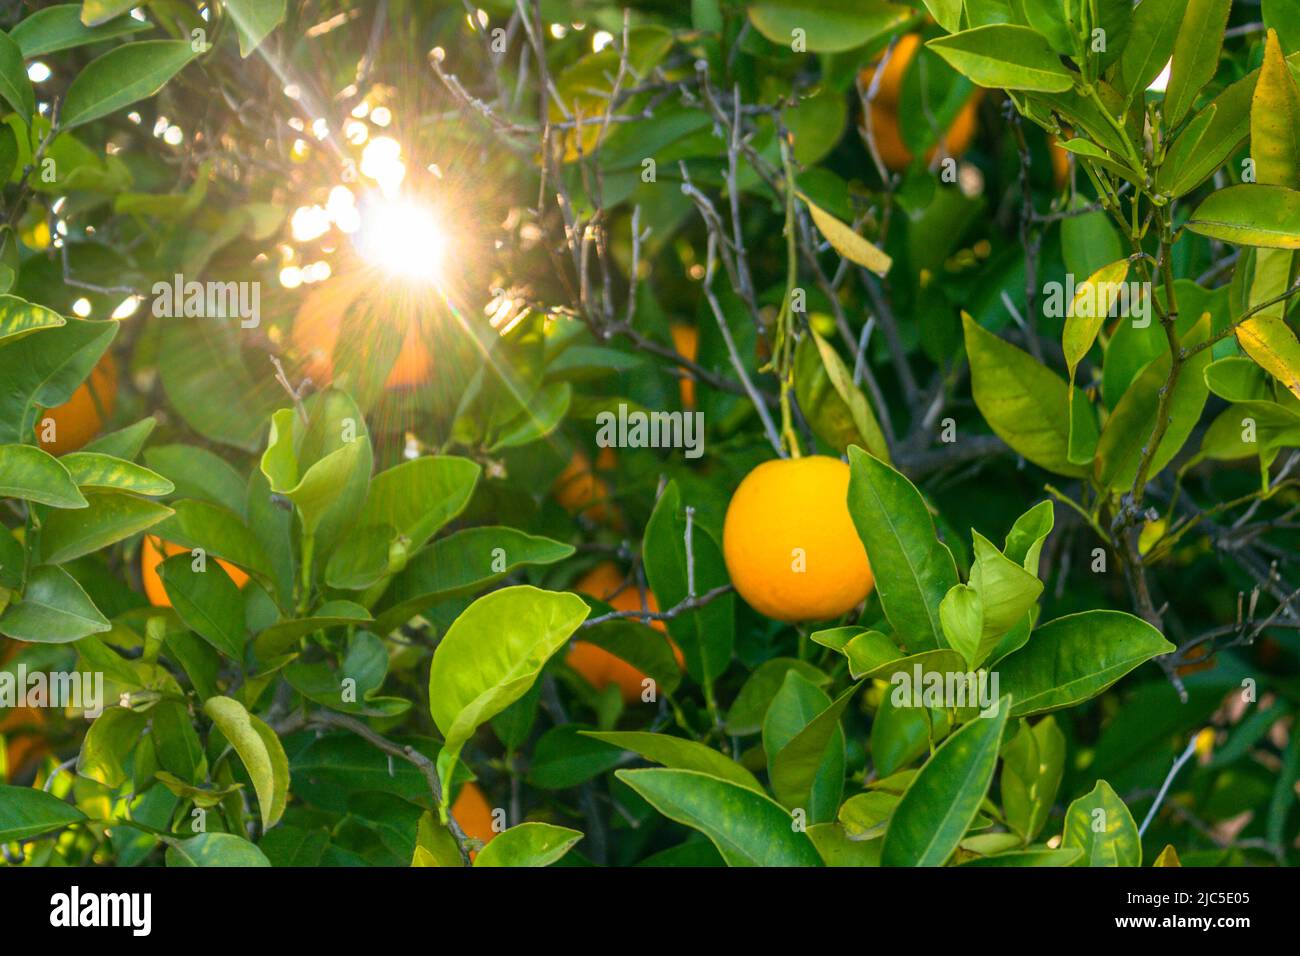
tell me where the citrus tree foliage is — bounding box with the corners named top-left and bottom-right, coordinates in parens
top-left (0, 0), bottom-right (1297, 869)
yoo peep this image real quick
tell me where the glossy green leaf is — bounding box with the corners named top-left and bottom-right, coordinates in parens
top-left (59, 452), bottom-right (174, 496)
top-left (0, 565), bottom-right (110, 642)
top-left (0, 315), bottom-right (115, 445)
top-left (583, 730), bottom-right (762, 792)
top-left (1001, 716), bottom-right (1065, 842)
top-left (164, 832), bottom-right (271, 867)
top-left (1187, 184), bottom-right (1300, 249)
top-left (1163, 0), bottom-right (1232, 126)
top-left (0, 30), bottom-right (34, 126)
top-left (40, 491), bottom-right (170, 564)
top-left (746, 0), bottom-right (910, 55)
top-left (0, 294), bottom-right (64, 343)
top-left (202, 695), bottom-right (288, 829)
top-left (225, 0), bottom-right (286, 57)
top-left (846, 447), bottom-right (958, 653)
top-left (427, 586), bottom-right (588, 761)
top-left (61, 40), bottom-right (199, 130)
top-left (357, 455), bottom-right (479, 552)
top-left (0, 443), bottom-right (86, 508)
top-left (769, 681), bottom-right (858, 815)
top-left (77, 707), bottom-right (146, 788)
top-left (964, 313), bottom-right (1091, 476)
top-left (13, 4), bottom-right (145, 56)
top-left (473, 822), bottom-right (583, 867)
top-left (160, 554), bottom-right (246, 659)
top-left (927, 26), bottom-right (1074, 93)
top-left (999, 610), bottom-right (1174, 716)
top-left (0, 784), bottom-right (85, 841)
top-left (1062, 779), bottom-right (1142, 866)
top-left (1116, 0), bottom-right (1184, 102)
top-left (723, 658), bottom-right (831, 736)
top-left (616, 768), bottom-right (823, 866)
top-left (939, 584), bottom-right (983, 669)
top-left (881, 697), bottom-right (1010, 866)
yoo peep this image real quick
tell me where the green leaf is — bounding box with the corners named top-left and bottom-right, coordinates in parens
top-left (61, 40), bottom-right (199, 130)
top-left (0, 295), bottom-right (64, 344)
top-left (838, 790), bottom-right (900, 841)
top-left (260, 406), bottom-right (369, 536)
top-left (927, 26), bottom-right (1075, 93)
top-left (427, 586), bottom-right (589, 761)
top-left (1116, 0), bottom-right (1184, 103)
top-left (959, 847), bottom-right (1083, 866)
top-left (722, 657), bottom-right (831, 736)
top-left (59, 452), bottom-right (174, 496)
top-left (998, 610), bottom-right (1174, 716)
top-left (1162, 0), bottom-right (1232, 127)
top-left (1187, 184), bottom-right (1300, 249)
top-left (616, 768), bottom-right (823, 866)
top-left (1001, 716), bottom-right (1065, 842)
top-left (77, 707), bottom-right (146, 788)
top-left (643, 480), bottom-right (733, 681)
top-left (963, 313), bottom-right (1091, 476)
top-left (152, 498), bottom-right (273, 585)
top-left (939, 584), bottom-right (983, 669)
top-left (1062, 779), bottom-right (1142, 866)
top-left (846, 447), bottom-right (959, 653)
top-left (224, 0), bottom-right (285, 57)
top-left (800, 329), bottom-right (891, 461)
top-left (1004, 500), bottom-right (1054, 576)
top-left (202, 696), bottom-right (288, 829)
top-left (160, 554), bottom-right (246, 659)
top-left (746, 0), bottom-right (911, 55)
top-left (0, 565), bottom-right (110, 642)
top-left (769, 681), bottom-right (859, 815)
top-left (164, 832), bottom-right (271, 867)
top-left (41, 491), bottom-right (172, 564)
top-left (0, 443), bottom-right (86, 508)
top-left (582, 730), bottom-right (763, 792)
top-left (881, 697), bottom-right (1010, 866)
top-left (375, 527), bottom-right (574, 632)
top-left (473, 822), bottom-right (583, 867)
top-left (79, 0), bottom-right (138, 27)
top-left (357, 455), bottom-right (479, 552)
top-left (0, 30), bottom-right (34, 126)
top-left (143, 444), bottom-right (246, 514)
top-left (13, 4), bottom-right (145, 56)
top-left (968, 531), bottom-right (1043, 659)
top-left (252, 600), bottom-right (371, 660)
top-left (527, 724), bottom-right (624, 789)
top-left (0, 784), bottom-right (85, 841)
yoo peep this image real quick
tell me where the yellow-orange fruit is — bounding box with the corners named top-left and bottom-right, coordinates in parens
top-left (670, 324), bottom-right (699, 409)
top-left (36, 352), bottom-right (117, 455)
top-left (860, 34), bottom-right (980, 171)
top-left (292, 270), bottom-right (433, 390)
top-left (551, 448), bottom-right (620, 525)
top-left (722, 455), bottom-right (874, 622)
top-left (1049, 135), bottom-right (1071, 189)
top-left (141, 535), bottom-right (250, 607)
top-left (452, 782), bottom-right (497, 856)
top-left (566, 561), bottom-right (683, 703)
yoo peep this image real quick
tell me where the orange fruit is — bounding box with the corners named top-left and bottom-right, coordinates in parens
top-left (141, 535), bottom-right (250, 607)
top-left (566, 561), bottom-right (683, 703)
top-left (551, 447), bottom-right (619, 524)
top-left (670, 324), bottom-right (699, 409)
top-left (722, 455), bottom-right (873, 622)
top-left (36, 352), bottom-right (117, 454)
top-left (1049, 135), bottom-right (1071, 189)
top-left (860, 34), bottom-right (980, 171)
top-left (452, 781), bottom-right (497, 855)
top-left (292, 269), bottom-right (433, 390)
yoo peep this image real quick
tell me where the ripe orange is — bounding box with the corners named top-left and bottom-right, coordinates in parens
top-left (860, 34), bottom-right (979, 171)
top-left (452, 781), bottom-right (497, 854)
top-left (722, 455), bottom-right (873, 622)
top-left (35, 352), bottom-right (117, 455)
top-left (670, 324), bottom-right (698, 409)
top-left (566, 561), bottom-right (683, 703)
top-left (1049, 135), bottom-right (1071, 189)
top-left (292, 269), bottom-right (433, 390)
top-left (551, 447), bottom-right (619, 524)
top-left (140, 535), bottom-right (250, 607)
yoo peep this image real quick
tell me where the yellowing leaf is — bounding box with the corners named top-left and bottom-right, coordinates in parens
top-left (805, 199), bottom-right (891, 275)
top-left (1064, 259), bottom-right (1130, 382)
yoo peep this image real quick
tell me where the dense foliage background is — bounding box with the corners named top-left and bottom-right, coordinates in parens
top-left (1, 0), bottom-right (1298, 868)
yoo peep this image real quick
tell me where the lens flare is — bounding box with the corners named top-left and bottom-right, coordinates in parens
top-left (356, 198), bottom-right (449, 284)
